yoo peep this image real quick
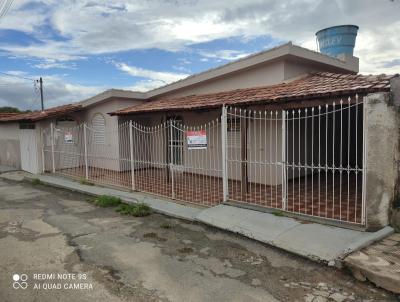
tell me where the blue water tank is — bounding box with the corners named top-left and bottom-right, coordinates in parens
top-left (316, 25), bottom-right (358, 57)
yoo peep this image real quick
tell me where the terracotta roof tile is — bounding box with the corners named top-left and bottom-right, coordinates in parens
top-left (0, 113), bottom-right (21, 118)
top-left (112, 72), bottom-right (398, 116)
top-left (0, 103), bottom-right (83, 122)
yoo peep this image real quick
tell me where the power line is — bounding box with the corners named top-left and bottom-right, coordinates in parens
top-left (0, 0), bottom-right (14, 19)
top-left (0, 71), bottom-right (35, 81)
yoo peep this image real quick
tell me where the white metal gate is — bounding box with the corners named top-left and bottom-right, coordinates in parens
top-left (41, 95), bottom-right (365, 225)
top-left (20, 129), bottom-right (40, 174)
top-left (225, 96), bottom-right (365, 224)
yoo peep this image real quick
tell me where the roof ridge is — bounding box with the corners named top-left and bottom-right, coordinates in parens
top-left (111, 71), bottom-right (393, 116)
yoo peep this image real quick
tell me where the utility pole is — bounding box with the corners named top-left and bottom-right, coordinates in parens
top-left (39, 77), bottom-right (44, 111)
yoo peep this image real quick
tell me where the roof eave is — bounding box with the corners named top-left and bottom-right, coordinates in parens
top-left (111, 88), bottom-right (383, 116)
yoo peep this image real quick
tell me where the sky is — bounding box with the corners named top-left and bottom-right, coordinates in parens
top-left (0, 0), bottom-right (399, 111)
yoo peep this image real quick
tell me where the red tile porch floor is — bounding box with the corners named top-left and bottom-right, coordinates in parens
top-left (57, 166), bottom-right (363, 224)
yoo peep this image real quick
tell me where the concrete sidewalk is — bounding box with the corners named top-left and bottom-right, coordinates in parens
top-left (344, 233), bottom-right (400, 294)
top-left (0, 165), bottom-right (18, 174)
top-left (0, 171), bottom-right (393, 266)
top-left (196, 205), bottom-right (393, 265)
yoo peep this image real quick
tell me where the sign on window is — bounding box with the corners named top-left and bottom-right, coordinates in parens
top-left (186, 130), bottom-right (207, 150)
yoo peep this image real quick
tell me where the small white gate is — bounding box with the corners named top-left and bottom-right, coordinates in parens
top-left (20, 128), bottom-right (40, 174)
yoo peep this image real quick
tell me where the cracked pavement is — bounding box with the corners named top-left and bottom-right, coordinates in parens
top-left (0, 178), bottom-right (397, 302)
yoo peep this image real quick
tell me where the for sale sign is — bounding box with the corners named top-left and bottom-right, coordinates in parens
top-left (186, 130), bottom-right (207, 150)
top-left (64, 131), bottom-right (73, 143)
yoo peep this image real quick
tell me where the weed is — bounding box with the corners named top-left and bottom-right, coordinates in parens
top-left (271, 211), bottom-right (284, 217)
top-left (79, 178), bottom-right (94, 186)
top-left (116, 203), bottom-right (151, 217)
top-left (393, 194), bottom-right (400, 209)
top-left (143, 232), bottom-right (158, 238)
top-left (160, 222), bottom-right (174, 229)
top-left (92, 195), bottom-right (122, 207)
top-left (142, 232), bottom-right (166, 242)
top-left (31, 178), bottom-right (42, 185)
top-left (178, 247), bottom-right (193, 254)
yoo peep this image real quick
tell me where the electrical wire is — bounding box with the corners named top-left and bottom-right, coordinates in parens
top-left (0, 0), bottom-right (14, 19)
top-left (0, 71), bottom-right (35, 81)
top-left (0, 76), bottom-right (40, 111)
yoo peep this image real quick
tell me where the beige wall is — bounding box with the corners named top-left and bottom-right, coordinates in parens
top-left (0, 123), bottom-right (21, 168)
top-left (154, 61), bottom-right (285, 100)
top-left (152, 58), bottom-right (343, 102)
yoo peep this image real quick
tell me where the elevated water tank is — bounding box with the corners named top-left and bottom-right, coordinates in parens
top-left (316, 25), bottom-right (358, 57)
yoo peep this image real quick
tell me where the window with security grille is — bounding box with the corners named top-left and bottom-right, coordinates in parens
top-left (227, 117), bottom-right (240, 148)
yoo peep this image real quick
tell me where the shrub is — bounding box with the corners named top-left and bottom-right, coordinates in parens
top-left (271, 211), bottom-right (284, 217)
top-left (160, 222), bottom-right (174, 229)
top-left (79, 178), bottom-right (94, 186)
top-left (92, 195), bottom-right (122, 207)
top-left (116, 203), bottom-right (151, 217)
top-left (31, 178), bottom-right (42, 185)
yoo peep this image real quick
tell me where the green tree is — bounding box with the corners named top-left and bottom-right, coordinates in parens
top-left (0, 106), bottom-right (21, 113)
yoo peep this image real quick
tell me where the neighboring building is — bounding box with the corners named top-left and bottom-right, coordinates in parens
top-left (0, 92), bottom-right (144, 174)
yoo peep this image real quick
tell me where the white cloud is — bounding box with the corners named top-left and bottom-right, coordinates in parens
top-left (115, 62), bottom-right (189, 86)
top-left (199, 49), bottom-right (252, 61)
top-left (0, 72), bottom-right (103, 110)
top-left (125, 80), bottom-right (167, 92)
top-left (1, 0), bottom-right (399, 74)
top-left (33, 60), bottom-right (76, 70)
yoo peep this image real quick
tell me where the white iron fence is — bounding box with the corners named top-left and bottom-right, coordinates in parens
top-left (42, 95), bottom-right (365, 225)
top-left (225, 96), bottom-right (365, 224)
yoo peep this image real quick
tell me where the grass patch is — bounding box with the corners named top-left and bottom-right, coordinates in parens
top-left (116, 203), bottom-right (151, 217)
top-left (142, 232), bottom-right (166, 242)
top-left (79, 178), bottom-right (94, 186)
top-left (271, 211), bottom-right (284, 217)
top-left (91, 195), bottom-right (122, 207)
top-left (31, 178), bottom-right (42, 185)
top-left (160, 222), bottom-right (174, 229)
top-left (178, 247), bottom-right (193, 254)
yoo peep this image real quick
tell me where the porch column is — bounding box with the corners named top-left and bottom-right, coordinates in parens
top-left (364, 90), bottom-right (400, 231)
top-left (51, 122), bottom-right (55, 173)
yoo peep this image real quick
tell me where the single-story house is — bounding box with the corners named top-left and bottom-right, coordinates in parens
top-left (1, 41), bottom-right (399, 232)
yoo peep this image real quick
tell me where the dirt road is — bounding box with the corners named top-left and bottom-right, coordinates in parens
top-left (0, 178), bottom-right (396, 302)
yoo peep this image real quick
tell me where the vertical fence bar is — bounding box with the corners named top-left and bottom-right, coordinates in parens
top-left (83, 123), bottom-right (89, 180)
top-left (170, 120), bottom-right (175, 199)
top-left (50, 122), bottom-right (55, 173)
top-left (129, 120), bottom-right (135, 191)
top-left (221, 105), bottom-right (228, 202)
top-left (281, 110), bottom-right (287, 210)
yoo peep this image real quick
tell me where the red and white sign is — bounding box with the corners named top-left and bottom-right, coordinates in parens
top-left (64, 131), bottom-right (73, 143)
top-left (186, 130), bottom-right (207, 150)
